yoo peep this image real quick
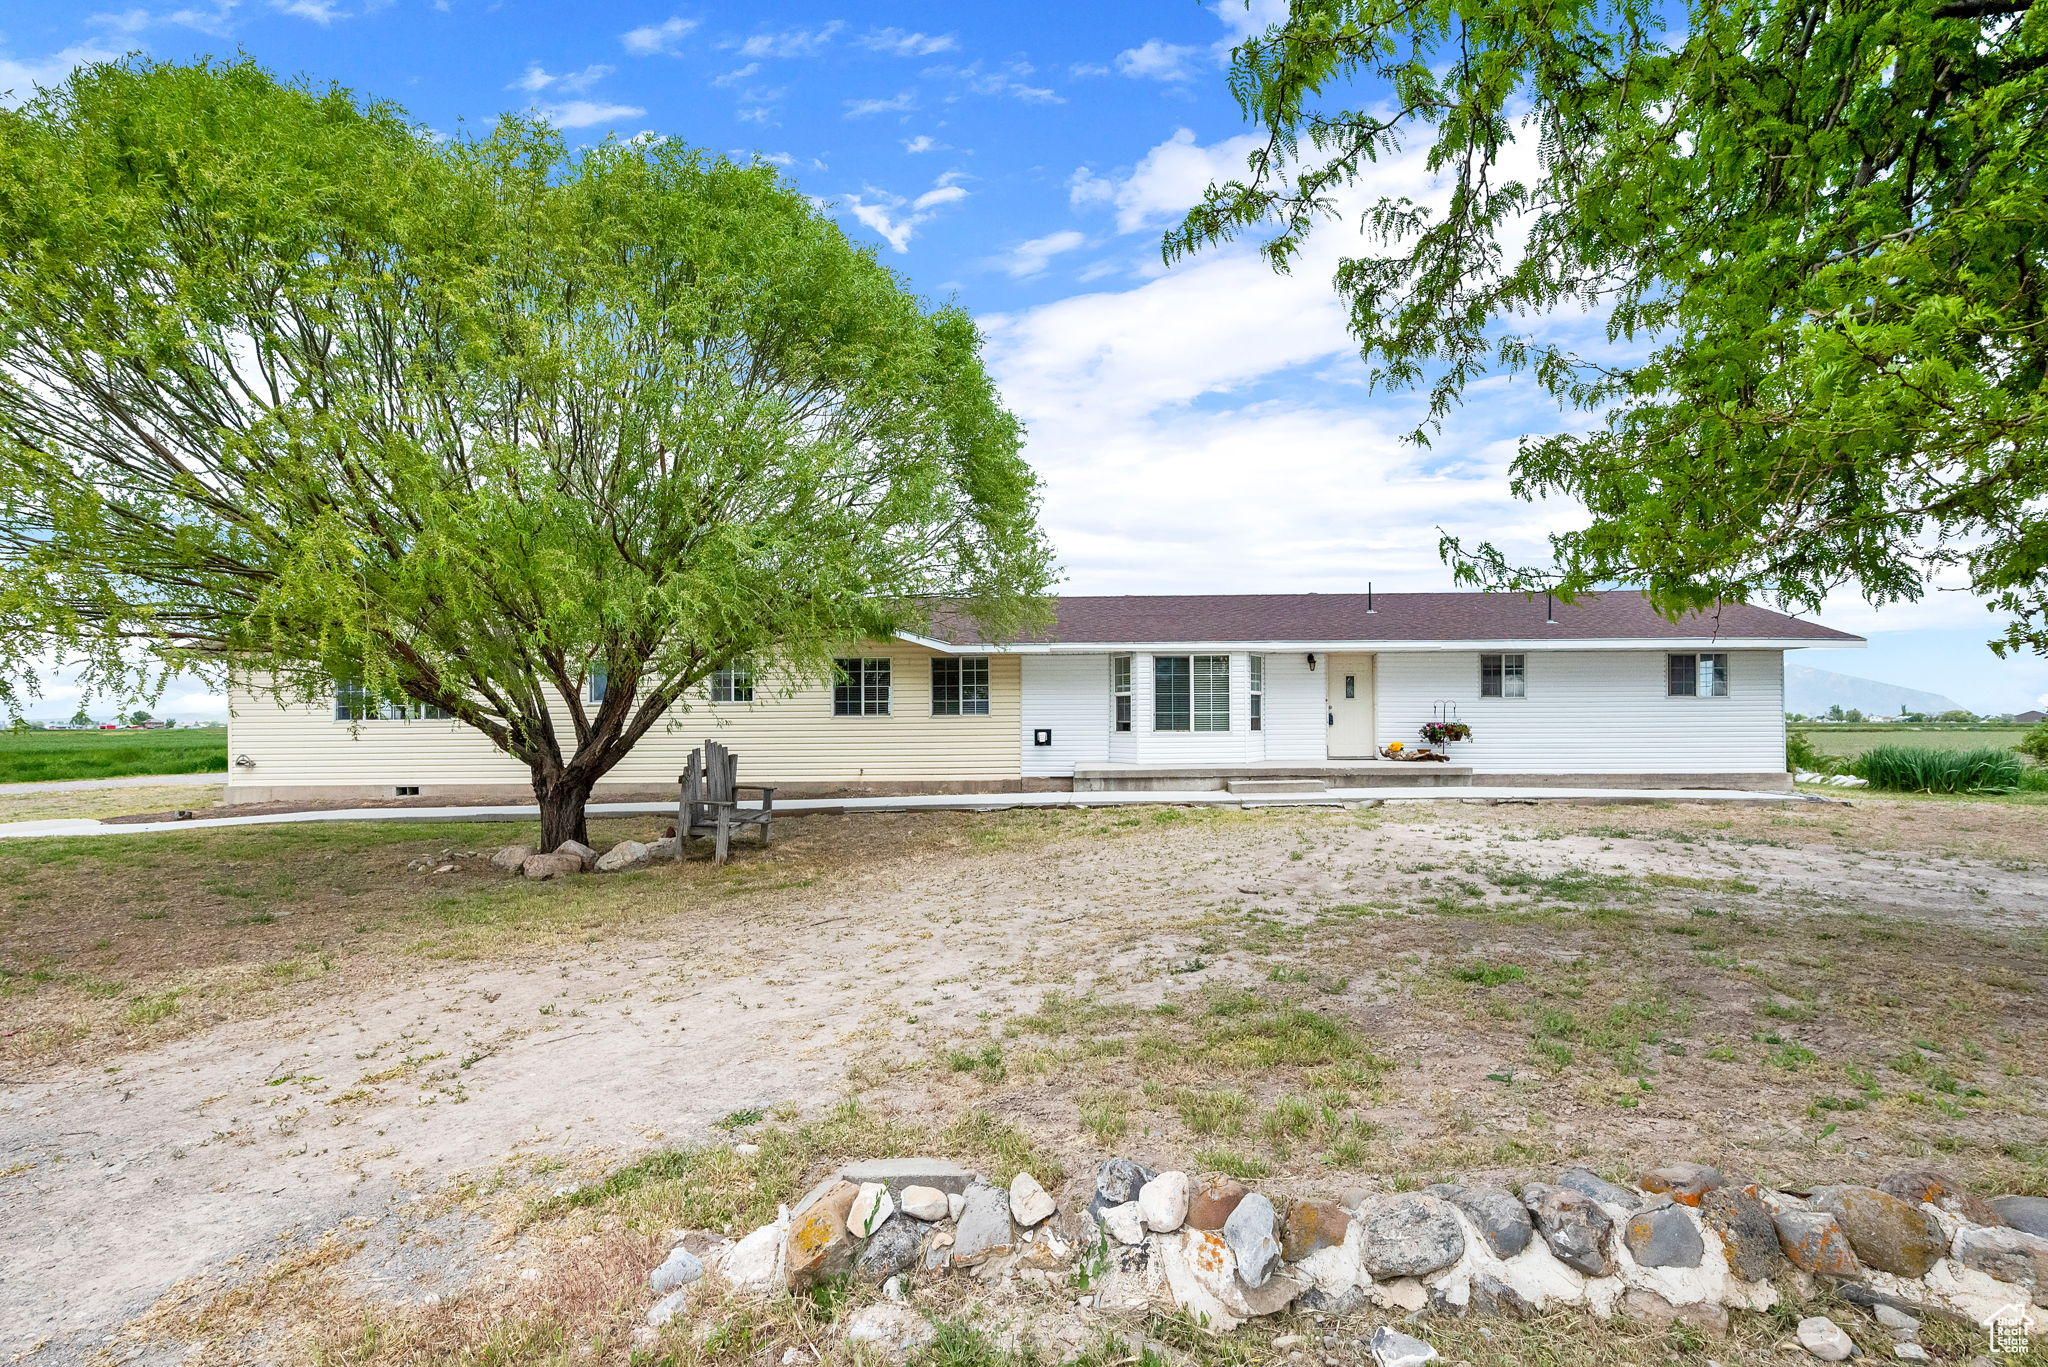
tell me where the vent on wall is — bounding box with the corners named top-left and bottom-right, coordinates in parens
top-left (394, 785), bottom-right (420, 797)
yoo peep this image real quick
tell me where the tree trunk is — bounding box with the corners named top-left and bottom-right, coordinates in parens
top-left (536, 771), bottom-right (595, 852)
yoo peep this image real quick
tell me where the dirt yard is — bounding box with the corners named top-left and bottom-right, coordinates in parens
top-left (3, 797), bottom-right (2046, 1366)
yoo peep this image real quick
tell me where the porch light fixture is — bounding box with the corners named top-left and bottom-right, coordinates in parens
top-left (234, 753), bottom-right (255, 768)
top-left (1306, 653), bottom-right (1317, 670)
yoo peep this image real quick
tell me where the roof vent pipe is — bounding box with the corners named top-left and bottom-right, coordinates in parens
top-left (1367, 582), bottom-right (1375, 614)
top-left (1545, 591), bottom-right (1557, 624)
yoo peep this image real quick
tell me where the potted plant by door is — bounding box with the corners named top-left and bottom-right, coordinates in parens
top-left (1418, 719), bottom-right (1472, 757)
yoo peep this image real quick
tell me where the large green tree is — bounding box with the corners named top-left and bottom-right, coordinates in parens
top-left (1173, 0), bottom-right (2048, 651)
top-left (0, 60), bottom-right (1052, 848)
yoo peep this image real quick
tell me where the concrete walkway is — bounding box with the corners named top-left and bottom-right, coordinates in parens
top-left (0, 785), bottom-right (1826, 840)
top-left (0, 771), bottom-right (228, 794)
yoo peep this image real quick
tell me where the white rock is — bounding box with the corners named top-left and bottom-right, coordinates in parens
top-left (1874, 1303), bottom-right (1920, 1339)
top-left (1009, 1171), bottom-right (1055, 1227)
top-left (1368, 1326), bottom-right (1440, 1367)
top-left (842, 1303), bottom-right (937, 1358)
top-left (882, 1275), bottom-right (905, 1301)
top-left (1102, 1201), bottom-right (1147, 1245)
top-left (648, 1246), bottom-right (703, 1293)
top-left (848, 1182), bottom-right (894, 1238)
top-left (947, 1191), bottom-right (967, 1222)
top-left (1893, 1346), bottom-right (1928, 1363)
top-left (594, 840), bottom-right (650, 873)
top-left (900, 1184), bottom-right (949, 1222)
top-left (1138, 1171), bottom-right (1190, 1233)
top-left (1796, 1316), bottom-right (1855, 1362)
top-left (646, 1288), bottom-right (687, 1326)
top-left (718, 1214), bottom-right (787, 1296)
top-left (732, 1143), bottom-right (760, 1157)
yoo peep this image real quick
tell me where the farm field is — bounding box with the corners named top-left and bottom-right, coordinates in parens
top-left (1790, 723), bottom-right (2031, 761)
top-left (0, 728), bottom-right (227, 784)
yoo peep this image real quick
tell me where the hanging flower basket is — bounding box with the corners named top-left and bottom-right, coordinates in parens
top-left (1419, 720), bottom-right (1472, 747)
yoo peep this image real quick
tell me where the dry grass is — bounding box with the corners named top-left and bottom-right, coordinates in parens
top-left (0, 780), bottom-right (226, 824)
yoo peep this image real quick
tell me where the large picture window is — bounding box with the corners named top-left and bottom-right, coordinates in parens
top-left (1479, 653), bottom-right (1526, 699)
top-left (833, 658), bottom-right (892, 715)
top-left (930, 656), bottom-right (990, 715)
top-left (1154, 654), bottom-right (1230, 732)
top-left (1112, 655), bottom-right (1132, 732)
top-left (1667, 652), bottom-right (1730, 697)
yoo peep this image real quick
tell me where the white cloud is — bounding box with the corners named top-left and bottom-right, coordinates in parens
top-left (1071, 127), bottom-right (1264, 234)
top-left (712, 62), bottom-right (759, 87)
top-left (845, 90), bottom-right (916, 118)
top-left (859, 28), bottom-right (955, 57)
top-left (839, 172), bottom-right (969, 253)
top-left (621, 16), bottom-right (698, 56)
top-left (0, 39), bottom-right (122, 107)
top-left (1209, 0), bottom-right (1289, 41)
top-left (903, 134), bottom-right (944, 154)
top-left (513, 63), bottom-right (612, 94)
top-left (931, 59), bottom-right (1061, 104)
top-left (997, 229), bottom-right (1087, 279)
top-left (736, 22), bottom-right (843, 59)
top-left (273, 0), bottom-right (341, 22)
top-left (1114, 39), bottom-right (1206, 82)
top-left (536, 99), bottom-right (647, 129)
top-left (1068, 61), bottom-right (1111, 78)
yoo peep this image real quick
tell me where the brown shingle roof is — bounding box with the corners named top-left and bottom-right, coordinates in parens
top-left (925, 592), bottom-right (1861, 647)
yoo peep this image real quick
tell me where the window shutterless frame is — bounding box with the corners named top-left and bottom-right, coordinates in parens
top-left (709, 666), bottom-right (754, 703)
top-left (1479, 653), bottom-right (1526, 698)
top-left (1249, 655), bottom-right (1264, 731)
top-left (832, 658), bottom-right (892, 715)
top-left (1666, 652), bottom-right (1730, 697)
top-left (930, 656), bottom-right (990, 715)
top-left (333, 680), bottom-right (449, 721)
top-left (1111, 655), bottom-right (1132, 732)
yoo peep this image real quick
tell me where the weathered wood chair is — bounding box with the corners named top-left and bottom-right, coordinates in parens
top-left (678, 739), bottom-right (774, 865)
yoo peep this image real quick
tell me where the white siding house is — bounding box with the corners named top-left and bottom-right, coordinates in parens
top-left (224, 592), bottom-right (1860, 802)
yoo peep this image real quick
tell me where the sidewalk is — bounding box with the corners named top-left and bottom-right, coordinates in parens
top-left (0, 785), bottom-right (1826, 840)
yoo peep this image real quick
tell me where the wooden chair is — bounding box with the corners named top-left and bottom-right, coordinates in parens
top-left (678, 739), bottom-right (774, 865)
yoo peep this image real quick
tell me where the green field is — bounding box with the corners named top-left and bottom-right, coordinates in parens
top-left (1792, 724), bottom-right (2031, 762)
top-left (0, 728), bottom-right (228, 784)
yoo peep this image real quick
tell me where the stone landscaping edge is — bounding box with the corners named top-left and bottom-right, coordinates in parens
top-left (624, 1156), bottom-right (2046, 1364)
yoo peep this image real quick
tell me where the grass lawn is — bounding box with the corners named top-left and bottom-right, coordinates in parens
top-left (1791, 723), bottom-right (2032, 761)
top-left (0, 727), bottom-right (228, 783)
top-left (9, 797), bottom-right (2048, 1366)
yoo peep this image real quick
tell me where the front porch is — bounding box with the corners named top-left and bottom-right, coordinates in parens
top-left (1071, 760), bottom-right (1472, 792)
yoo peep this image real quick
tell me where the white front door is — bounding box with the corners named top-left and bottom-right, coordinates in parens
top-left (1326, 653), bottom-right (1376, 758)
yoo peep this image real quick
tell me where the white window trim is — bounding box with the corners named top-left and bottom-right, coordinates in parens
top-left (1153, 653), bottom-right (1231, 733)
top-left (1667, 652), bottom-right (1731, 698)
top-left (1480, 652), bottom-right (1527, 699)
top-left (832, 657), bottom-right (893, 716)
top-left (930, 655), bottom-right (991, 717)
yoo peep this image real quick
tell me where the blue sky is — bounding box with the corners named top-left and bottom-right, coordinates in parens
top-left (4, 0), bottom-right (2046, 716)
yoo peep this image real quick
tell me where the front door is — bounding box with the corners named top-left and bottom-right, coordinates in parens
top-left (1326, 653), bottom-right (1376, 758)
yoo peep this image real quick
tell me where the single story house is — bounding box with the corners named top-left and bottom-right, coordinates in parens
top-left (222, 591), bottom-right (1863, 803)
top-left (2017, 709), bottom-right (2045, 726)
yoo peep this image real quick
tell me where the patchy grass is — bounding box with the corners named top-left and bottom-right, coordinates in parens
top-left (0, 780), bottom-right (226, 825)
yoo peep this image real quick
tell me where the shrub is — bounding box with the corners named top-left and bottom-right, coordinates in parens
top-left (2018, 722), bottom-right (2048, 766)
top-left (1785, 730), bottom-right (1841, 775)
top-left (1851, 745), bottom-right (2024, 793)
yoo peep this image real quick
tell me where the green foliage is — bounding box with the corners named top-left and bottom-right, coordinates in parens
top-left (1172, 0), bottom-right (2048, 652)
top-left (2019, 723), bottom-right (2048, 766)
top-left (1785, 729), bottom-right (1842, 775)
top-left (0, 726), bottom-right (225, 783)
top-left (0, 59), bottom-right (1051, 843)
top-left (1852, 744), bottom-right (2026, 793)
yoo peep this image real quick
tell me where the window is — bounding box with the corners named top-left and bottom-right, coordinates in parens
top-left (1154, 654), bottom-right (1230, 732)
top-left (589, 664), bottom-right (607, 704)
top-left (930, 656), bottom-right (990, 715)
top-left (710, 666), bottom-right (754, 703)
top-left (1249, 655), bottom-right (1265, 732)
top-left (1480, 653), bottom-right (1527, 699)
top-left (1667, 652), bottom-right (1730, 697)
top-left (1112, 655), bottom-right (1132, 732)
top-left (333, 681), bottom-right (448, 721)
top-left (833, 657), bottom-right (891, 715)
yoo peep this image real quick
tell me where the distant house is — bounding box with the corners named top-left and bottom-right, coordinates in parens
top-left (226, 591), bottom-right (1864, 802)
top-left (2018, 709), bottom-right (2045, 725)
